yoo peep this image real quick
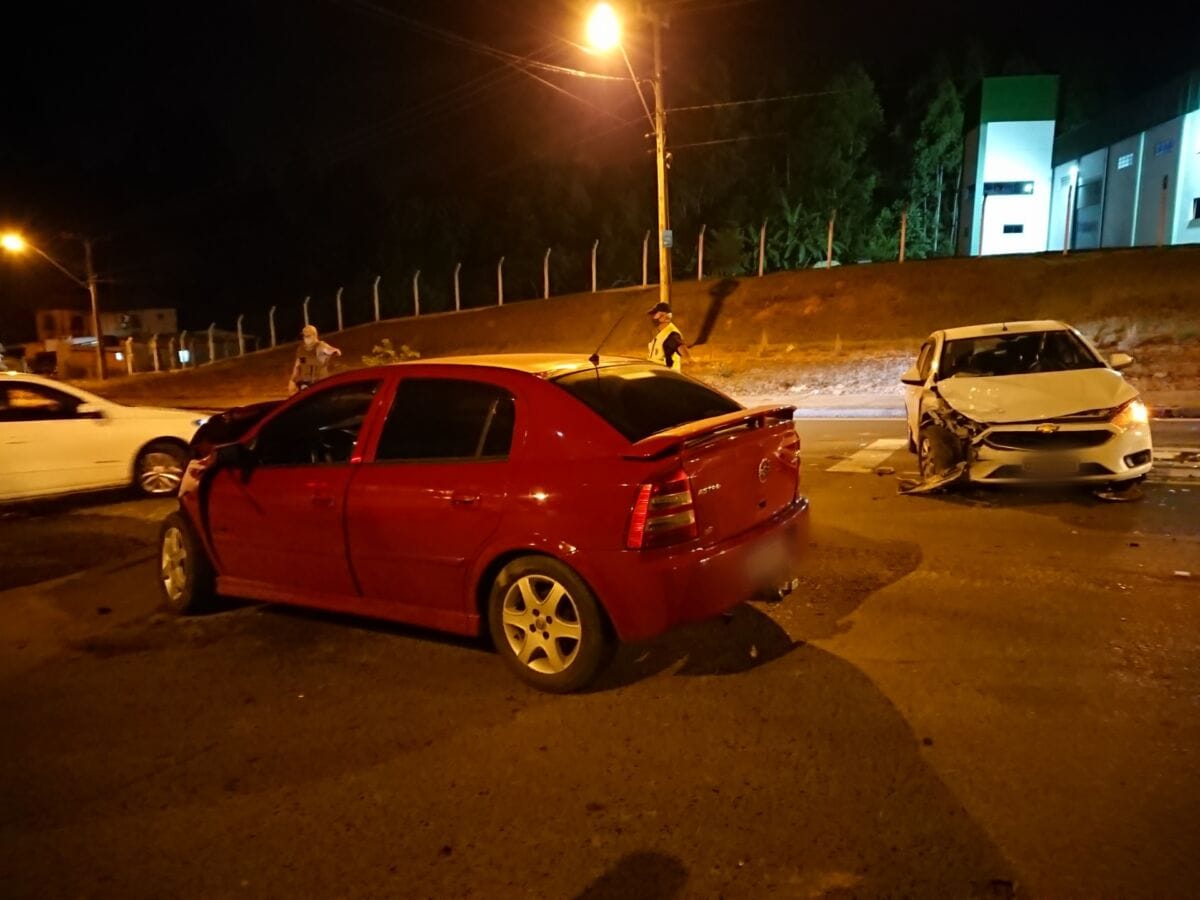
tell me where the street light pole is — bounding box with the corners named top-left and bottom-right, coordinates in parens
top-left (651, 9), bottom-right (671, 307)
top-left (2, 232), bottom-right (105, 380)
top-left (590, 2), bottom-right (671, 306)
top-left (83, 238), bottom-right (104, 380)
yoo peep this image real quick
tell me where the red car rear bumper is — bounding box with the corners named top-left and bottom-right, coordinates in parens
top-left (583, 496), bottom-right (811, 642)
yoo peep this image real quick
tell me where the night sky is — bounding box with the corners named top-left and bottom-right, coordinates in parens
top-left (2, 0), bottom-right (1195, 343)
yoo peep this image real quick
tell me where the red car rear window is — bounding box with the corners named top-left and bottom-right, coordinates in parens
top-left (553, 365), bottom-right (740, 442)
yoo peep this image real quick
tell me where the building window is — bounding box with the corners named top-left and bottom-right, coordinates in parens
top-left (984, 181), bottom-right (1035, 196)
top-left (1003, 224), bottom-right (1024, 234)
top-left (1193, 198), bottom-right (1200, 222)
top-left (42, 314), bottom-right (56, 335)
top-left (70, 315), bottom-right (85, 335)
top-left (1077, 181), bottom-right (1103, 208)
top-left (1154, 139), bottom-right (1174, 157)
top-left (1117, 153), bottom-right (1134, 170)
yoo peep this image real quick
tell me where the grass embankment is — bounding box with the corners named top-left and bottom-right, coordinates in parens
top-left (90, 246), bottom-right (1200, 408)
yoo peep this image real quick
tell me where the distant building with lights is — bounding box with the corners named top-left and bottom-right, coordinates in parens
top-left (957, 70), bottom-right (1200, 256)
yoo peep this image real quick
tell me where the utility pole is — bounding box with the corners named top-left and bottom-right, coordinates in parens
top-left (651, 9), bottom-right (672, 307)
top-left (83, 239), bottom-right (104, 380)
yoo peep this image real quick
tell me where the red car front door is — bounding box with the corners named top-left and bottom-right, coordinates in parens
top-left (207, 376), bottom-right (384, 600)
top-left (345, 375), bottom-right (516, 630)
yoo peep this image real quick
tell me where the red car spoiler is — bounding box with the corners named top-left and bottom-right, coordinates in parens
top-left (623, 405), bottom-right (796, 460)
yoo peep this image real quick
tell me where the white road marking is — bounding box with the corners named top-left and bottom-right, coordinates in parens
top-left (827, 438), bottom-right (909, 473)
top-left (820, 441), bottom-right (1200, 485)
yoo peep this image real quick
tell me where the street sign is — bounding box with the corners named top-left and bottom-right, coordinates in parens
top-left (662, 229), bottom-right (673, 249)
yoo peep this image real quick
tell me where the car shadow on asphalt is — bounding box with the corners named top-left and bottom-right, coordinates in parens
top-left (587, 523), bottom-right (923, 693)
top-left (0, 488), bottom-right (147, 519)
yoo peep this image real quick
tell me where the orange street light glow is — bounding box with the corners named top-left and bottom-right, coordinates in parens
top-left (586, 3), bottom-right (621, 52)
top-left (1, 233), bottom-right (27, 253)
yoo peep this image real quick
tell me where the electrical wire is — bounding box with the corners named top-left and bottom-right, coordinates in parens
top-left (669, 87), bottom-right (854, 112)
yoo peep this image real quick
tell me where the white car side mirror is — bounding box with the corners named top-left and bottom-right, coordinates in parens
top-left (1109, 352), bottom-right (1134, 370)
top-left (900, 365), bottom-right (924, 386)
top-left (76, 402), bottom-right (106, 419)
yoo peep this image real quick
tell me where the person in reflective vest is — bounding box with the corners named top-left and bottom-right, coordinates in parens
top-left (646, 301), bottom-right (689, 371)
top-left (287, 325), bottom-right (341, 395)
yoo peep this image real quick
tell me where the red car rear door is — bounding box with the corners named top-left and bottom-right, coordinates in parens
top-left (345, 374), bottom-right (516, 628)
top-left (206, 375), bottom-right (385, 599)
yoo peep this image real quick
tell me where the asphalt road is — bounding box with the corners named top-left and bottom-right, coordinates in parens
top-left (1, 420), bottom-right (1198, 899)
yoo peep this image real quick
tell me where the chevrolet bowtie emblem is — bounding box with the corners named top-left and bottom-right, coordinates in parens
top-left (1036, 424), bottom-right (1060, 434)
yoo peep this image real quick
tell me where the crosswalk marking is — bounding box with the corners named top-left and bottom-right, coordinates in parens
top-left (824, 442), bottom-right (1199, 484)
top-left (827, 438), bottom-right (909, 473)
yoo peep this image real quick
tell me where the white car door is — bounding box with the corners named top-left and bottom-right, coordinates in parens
top-left (904, 338), bottom-right (937, 442)
top-left (0, 382), bottom-right (130, 500)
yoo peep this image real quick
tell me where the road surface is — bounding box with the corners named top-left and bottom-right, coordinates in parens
top-left (1, 420), bottom-right (1198, 898)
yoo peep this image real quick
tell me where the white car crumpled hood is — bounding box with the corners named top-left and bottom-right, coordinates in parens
top-left (936, 369), bottom-right (1137, 423)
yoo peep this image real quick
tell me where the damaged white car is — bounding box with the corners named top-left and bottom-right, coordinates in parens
top-left (901, 320), bottom-right (1153, 488)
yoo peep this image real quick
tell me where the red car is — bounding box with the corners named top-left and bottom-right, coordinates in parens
top-left (160, 354), bottom-right (810, 692)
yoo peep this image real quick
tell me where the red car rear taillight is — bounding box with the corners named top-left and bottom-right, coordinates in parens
top-left (626, 470), bottom-right (698, 550)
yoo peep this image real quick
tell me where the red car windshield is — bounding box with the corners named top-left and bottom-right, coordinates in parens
top-left (553, 365), bottom-right (741, 442)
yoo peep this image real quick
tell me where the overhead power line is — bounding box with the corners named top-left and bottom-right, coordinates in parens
top-left (668, 87), bottom-right (855, 113)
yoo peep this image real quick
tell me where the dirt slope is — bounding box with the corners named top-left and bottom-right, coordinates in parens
top-left (90, 246), bottom-right (1200, 408)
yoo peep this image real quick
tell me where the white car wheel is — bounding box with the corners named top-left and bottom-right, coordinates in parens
top-left (136, 442), bottom-right (186, 497)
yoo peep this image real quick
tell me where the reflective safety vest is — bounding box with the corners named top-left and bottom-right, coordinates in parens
top-left (648, 323), bottom-right (684, 372)
top-left (294, 343), bottom-right (333, 385)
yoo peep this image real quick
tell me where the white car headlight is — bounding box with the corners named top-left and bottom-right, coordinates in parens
top-left (1110, 399), bottom-right (1148, 429)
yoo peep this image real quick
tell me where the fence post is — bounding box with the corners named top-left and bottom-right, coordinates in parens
top-left (302, 296), bottom-right (310, 327)
top-left (826, 209), bottom-right (836, 269)
top-left (758, 220), bottom-right (767, 276)
top-left (237, 314), bottom-right (245, 355)
top-left (373, 275), bottom-right (381, 322)
top-left (412, 270), bottom-right (421, 317)
top-left (269, 306), bottom-right (277, 348)
top-left (167, 337), bottom-right (176, 370)
top-left (543, 247), bottom-right (552, 299)
top-left (696, 224), bottom-right (706, 281)
top-left (149, 333), bottom-right (160, 372)
top-left (454, 262), bottom-right (462, 312)
top-left (335, 287), bottom-right (344, 332)
top-left (178, 331), bottom-right (187, 370)
top-left (207, 323), bottom-right (216, 364)
top-left (497, 256), bottom-right (505, 306)
top-left (591, 239), bottom-right (599, 293)
top-left (899, 207), bottom-right (908, 263)
top-left (642, 230), bottom-right (650, 286)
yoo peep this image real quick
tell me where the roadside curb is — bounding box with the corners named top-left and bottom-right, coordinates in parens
top-left (1152, 406), bottom-right (1200, 420)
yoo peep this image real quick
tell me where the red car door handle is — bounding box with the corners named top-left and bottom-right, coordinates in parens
top-left (451, 493), bottom-right (480, 507)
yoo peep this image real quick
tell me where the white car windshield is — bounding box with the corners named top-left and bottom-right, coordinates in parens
top-left (939, 330), bottom-right (1104, 379)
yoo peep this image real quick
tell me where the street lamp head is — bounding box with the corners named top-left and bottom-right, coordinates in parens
top-left (586, 2), bottom-right (621, 51)
top-left (1, 232), bottom-right (27, 253)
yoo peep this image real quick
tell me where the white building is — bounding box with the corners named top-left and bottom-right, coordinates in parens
top-left (958, 70), bottom-right (1200, 256)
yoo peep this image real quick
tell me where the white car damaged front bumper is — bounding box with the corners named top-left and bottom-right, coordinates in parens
top-left (968, 420), bottom-right (1153, 484)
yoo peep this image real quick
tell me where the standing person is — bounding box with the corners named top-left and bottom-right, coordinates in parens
top-left (287, 325), bottom-right (341, 395)
top-left (646, 301), bottom-right (689, 372)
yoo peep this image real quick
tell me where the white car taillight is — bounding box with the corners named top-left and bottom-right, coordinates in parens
top-left (626, 469), bottom-right (698, 550)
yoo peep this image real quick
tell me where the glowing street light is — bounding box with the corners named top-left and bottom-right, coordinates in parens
top-left (1, 232), bottom-right (27, 253)
top-left (0, 230), bottom-right (107, 379)
top-left (586, 3), bottom-right (621, 52)
top-left (586, 3), bottom-right (673, 308)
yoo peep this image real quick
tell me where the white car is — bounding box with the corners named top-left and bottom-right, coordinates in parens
top-left (0, 372), bottom-right (205, 503)
top-left (901, 320), bottom-right (1152, 485)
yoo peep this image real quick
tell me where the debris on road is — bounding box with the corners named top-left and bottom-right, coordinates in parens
top-left (874, 466), bottom-right (896, 476)
top-left (1095, 482), bottom-right (1145, 502)
top-left (1175, 571), bottom-right (1192, 578)
top-left (898, 462), bottom-right (969, 495)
